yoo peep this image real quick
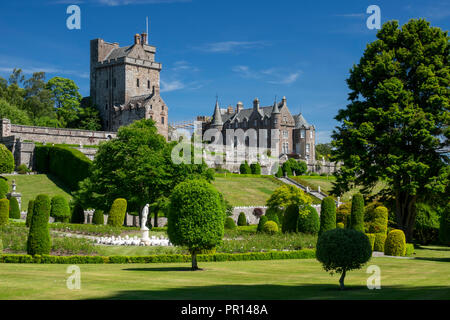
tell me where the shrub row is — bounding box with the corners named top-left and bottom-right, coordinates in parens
top-left (0, 249), bottom-right (316, 264)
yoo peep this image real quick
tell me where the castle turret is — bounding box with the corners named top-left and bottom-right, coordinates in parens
top-left (211, 100), bottom-right (223, 129)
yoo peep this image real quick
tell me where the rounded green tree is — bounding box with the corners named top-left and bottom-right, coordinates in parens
top-left (297, 205), bottom-right (320, 235)
top-left (350, 194), bottom-right (365, 232)
top-left (27, 194), bottom-right (51, 255)
top-left (263, 221), bottom-right (278, 234)
top-left (316, 228), bottom-right (372, 290)
top-left (26, 199), bottom-right (34, 227)
top-left (0, 199), bottom-right (9, 226)
top-left (9, 197), bottom-right (20, 219)
top-left (107, 198), bottom-right (127, 227)
top-left (0, 144), bottom-right (14, 174)
top-left (50, 195), bottom-right (70, 223)
top-left (319, 197), bottom-right (336, 236)
top-left (384, 229), bottom-right (406, 256)
top-left (168, 180), bottom-right (225, 270)
top-left (224, 217), bottom-right (236, 230)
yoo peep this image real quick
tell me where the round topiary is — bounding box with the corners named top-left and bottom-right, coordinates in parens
top-left (237, 212), bottom-right (247, 226)
top-left (26, 199), bottom-right (34, 227)
top-left (439, 203), bottom-right (450, 245)
top-left (0, 198), bottom-right (9, 226)
top-left (350, 193), bottom-right (365, 232)
top-left (50, 195), bottom-right (70, 223)
top-left (92, 210), bottom-right (104, 225)
top-left (319, 197), bottom-right (336, 236)
top-left (107, 198), bottom-right (127, 227)
top-left (374, 233), bottom-right (387, 252)
top-left (239, 161), bottom-right (251, 174)
top-left (265, 207), bottom-right (281, 227)
top-left (336, 222), bottom-right (345, 229)
top-left (297, 205), bottom-right (320, 235)
top-left (282, 204), bottom-right (299, 233)
top-left (27, 194), bottom-right (51, 255)
top-left (8, 196), bottom-right (20, 219)
top-left (369, 206), bottom-right (388, 234)
top-left (224, 217), bottom-right (236, 230)
top-left (0, 178), bottom-right (8, 199)
top-left (316, 228), bottom-right (372, 290)
top-left (0, 144), bottom-right (14, 174)
top-left (263, 221), bottom-right (279, 234)
top-left (167, 179), bottom-right (225, 270)
top-left (257, 215), bottom-right (268, 232)
top-left (384, 229), bottom-right (406, 256)
top-left (71, 202), bottom-right (85, 224)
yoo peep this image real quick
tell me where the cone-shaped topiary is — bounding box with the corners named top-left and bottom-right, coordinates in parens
top-left (0, 179), bottom-right (8, 199)
top-left (282, 204), bottom-right (299, 233)
top-left (319, 197), bottom-right (336, 236)
top-left (71, 202), bottom-right (85, 224)
top-left (0, 144), bottom-right (14, 174)
top-left (92, 210), bottom-right (104, 225)
top-left (263, 221), bottom-right (278, 234)
top-left (50, 195), bottom-right (70, 223)
top-left (27, 194), bottom-right (51, 255)
top-left (257, 215), bottom-right (268, 232)
top-left (107, 198), bottom-right (127, 227)
top-left (224, 217), bottom-right (236, 230)
top-left (9, 196), bottom-right (20, 219)
top-left (297, 205), bottom-right (320, 235)
top-left (0, 198), bottom-right (9, 226)
top-left (26, 199), bottom-right (34, 227)
top-left (250, 162), bottom-right (261, 175)
top-left (350, 193), bottom-right (365, 232)
top-left (237, 212), bottom-right (247, 226)
top-left (384, 229), bottom-right (406, 256)
top-left (239, 161), bottom-right (251, 174)
top-left (374, 233), bottom-right (387, 252)
top-left (275, 165), bottom-right (283, 178)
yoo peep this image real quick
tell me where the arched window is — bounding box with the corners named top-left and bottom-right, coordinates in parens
top-left (137, 79), bottom-right (140, 87)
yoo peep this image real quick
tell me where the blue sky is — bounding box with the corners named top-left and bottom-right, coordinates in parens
top-left (0, 0), bottom-right (448, 143)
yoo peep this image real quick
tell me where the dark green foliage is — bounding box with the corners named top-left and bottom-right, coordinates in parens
top-left (384, 229), bottom-right (406, 256)
top-left (319, 197), bottom-right (336, 236)
top-left (224, 217), bottom-right (236, 230)
top-left (8, 197), bottom-right (20, 219)
top-left (250, 162), bottom-right (262, 175)
top-left (366, 205), bottom-right (388, 234)
top-left (237, 212), bottom-right (247, 226)
top-left (439, 203), bottom-right (450, 245)
top-left (50, 195), bottom-right (70, 223)
top-left (336, 202), bottom-right (351, 226)
top-left (414, 202), bottom-right (441, 245)
top-left (35, 145), bottom-right (91, 191)
top-left (374, 233), bottom-right (387, 252)
top-left (168, 180), bottom-right (226, 270)
top-left (275, 165), bottom-right (283, 178)
top-left (70, 202), bottom-right (85, 224)
top-left (0, 178), bottom-right (8, 199)
top-left (350, 194), bottom-right (365, 232)
top-left (0, 144), bottom-right (14, 174)
top-left (0, 198), bottom-right (9, 226)
top-left (265, 208), bottom-right (280, 227)
top-left (297, 205), bottom-right (320, 235)
top-left (282, 159), bottom-right (307, 176)
top-left (282, 204), bottom-right (299, 233)
top-left (27, 194), bottom-right (51, 255)
top-left (366, 233), bottom-right (375, 251)
top-left (92, 210), bottom-right (104, 225)
top-left (26, 199), bottom-right (34, 227)
top-left (240, 161), bottom-right (251, 174)
top-left (257, 215), bottom-right (268, 233)
top-left (316, 228), bottom-right (372, 289)
top-left (107, 198), bottom-right (127, 227)
top-left (282, 161), bottom-right (292, 176)
top-left (337, 222), bottom-right (344, 229)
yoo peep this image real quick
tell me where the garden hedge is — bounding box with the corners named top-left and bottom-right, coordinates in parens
top-left (237, 212), bottom-right (247, 226)
top-left (297, 205), bottom-right (320, 235)
top-left (374, 233), bottom-right (387, 252)
top-left (107, 199), bottom-right (127, 227)
top-left (0, 249), bottom-right (316, 264)
top-left (0, 198), bottom-right (9, 226)
top-left (350, 193), bottom-right (365, 232)
top-left (92, 210), bottom-right (104, 225)
top-left (319, 197), bottom-right (336, 236)
top-left (0, 179), bottom-right (8, 199)
top-left (50, 195), bottom-right (70, 223)
top-left (8, 197), bottom-right (20, 219)
top-left (384, 229), bottom-right (406, 256)
top-left (239, 161), bottom-right (251, 174)
top-left (367, 206), bottom-right (388, 234)
top-left (224, 217), bottom-right (236, 230)
top-left (365, 233), bottom-right (375, 251)
top-left (27, 194), bottom-right (51, 255)
top-left (0, 144), bottom-right (14, 174)
top-left (405, 243), bottom-right (415, 256)
top-left (26, 199), bottom-right (34, 227)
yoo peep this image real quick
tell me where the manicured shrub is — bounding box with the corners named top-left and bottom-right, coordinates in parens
top-left (0, 144), bottom-right (14, 174)
top-left (50, 196), bottom-right (70, 223)
top-left (337, 222), bottom-right (345, 229)
top-left (297, 205), bottom-right (320, 235)
top-left (237, 212), bottom-right (247, 226)
top-left (107, 198), bottom-right (127, 227)
top-left (92, 210), bottom-right (104, 225)
top-left (27, 194), bottom-right (51, 255)
top-left (405, 243), bottom-right (415, 256)
top-left (316, 228), bottom-right (372, 290)
top-left (319, 197), bottom-right (336, 236)
top-left (224, 217), bottom-right (236, 230)
top-left (250, 162), bottom-right (261, 175)
top-left (257, 215), bottom-right (268, 232)
top-left (8, 197), bottom-right (20, 219)
top-left (263, 221), bottom-right (278, 234)
top-left (275, 165), bottom-right (283, 178)
top-left (168, 179), bottom-right (226, 270)
top-left (16, 164), bottom-right (30, 174)
top-left (374, 233), bottom-right (387, 252)
top-left (71, 202), bottom-right (85, 224)
top-left (282, 204), bottom-right (299, 233)
top-left (26, 199), bottom-right (34, 227)
top-left (265, 208), bottom-right (280, 227)
top-left (0, 198), bottom-right (9, 226)
top-left (239, 161), bottom-right (251, 174)
top-left (336, 202), bottom-right (351, 226)
top-left (350, 193), bottom-right (365, 232)
top-left (439, 203), bottom-right (450, 245)
top-left (384, 229), bottom-right (406, 256)
top-left (282, 161), bottom-right (292, 176)
top-left (366, 233), bottom-right (375, 251)
top-left (0, 178), bottom-right (9, 199)
top-left (367, 206), bottom-right (388, 234)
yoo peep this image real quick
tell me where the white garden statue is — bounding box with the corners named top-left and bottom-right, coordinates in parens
top-left (141, 204), bottom-right (150, 231)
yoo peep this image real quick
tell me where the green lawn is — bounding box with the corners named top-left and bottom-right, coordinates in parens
top-left (0, 246), bottom-right (448, 300)
top-left (212, 175), bottom-right (281, 206)
top-left (3, 174), bottom-right (72, 208)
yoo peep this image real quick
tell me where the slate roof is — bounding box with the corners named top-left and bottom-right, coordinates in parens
top-left (294, 113), bottom-right (311, 128)
top-left (105, 46), bottom-right (132, 60)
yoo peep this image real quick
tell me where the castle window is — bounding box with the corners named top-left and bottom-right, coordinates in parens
top-left (105, 103), bottom-right (108, 110)
top-left (306, 143), bottom-right (310, 154)
top-left (106, 80), bottom-right (108, 88)
top-left (274, 119), bottom-right (278, 125)
top-left (283, 116), bottom-right (287, 123)
top-left (301, 130), bottom-right (305, 139)
top-left (147, 80), bottom-right (150, 89)
top-left (137, 79), bottom-right (140, 87)
top-left (162, 106), bottom-right (165, 111)
top-left (310, 130), bottom-right (313, 139)
top-left (161, 116), bottom-right (165, 124)
top-left (283, 130), bottom-right (288, 138)
top-left (113, 79), bottom-right (116, 88)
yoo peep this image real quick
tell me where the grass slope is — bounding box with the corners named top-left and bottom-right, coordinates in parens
top-left (0, 246), bottom-right (448, 300)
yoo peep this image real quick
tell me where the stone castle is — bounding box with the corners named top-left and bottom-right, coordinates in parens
top-left (90, 32), bottom-right (169, 139)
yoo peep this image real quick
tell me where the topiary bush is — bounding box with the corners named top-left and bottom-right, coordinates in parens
top-left (27, 194), bottom-right (51, 255)
top-left (50, 195), bottom-right (70, 223)
top-left (337, 222), bottom-right (345, 229)
top-left (366, 233), bottom-right (375, 251)
top-left (8, 196), bottom-right (20, 219)
top-left (316, 228), bottom-right (372, 290)
top-left (107, 198), bottom-right (127, 227)
top-left (319, 197), bottom-right (336, 236)
top-left (275, 165), bottom-right (283, 178)
top-left (92, 210), bottom-right (104, 225)
top-left (16, 164), bottom-right (30, 175)
top-left (439, 203), bottom-right (450, 245)
top-left (224, 217), bottom-right (236, 230)
top-left (374, 233), bottom-right (387, 252)
top-left (257, 215), bottom-right (268, 233)
top-left (336, 202), bottom-right (351, 226)
top-left (26, 199), bottom-right (34, 227)
top-left (350, 193), bottom-right (365, 232)
top-left (405, 243), bottom-right (415, 256)
top-left (384, 229), bottom-right (406, 256)
top-left (263, 221), bottom-right (279, 234)
top-left (239, 161), bottom-right (251, 174)
top-left (0, 198), bottom-right (9, 226)
top-left (0, 144), bottom-right (14, 174)
top-left (237, 212), bottom-right (247, 226)
top-left (0, 178), bottom-right (9, 199)
top-left (282, 204), bottom-right (299, 233)
top-left (297, 205), bottom-right (320, 235)
top-left (265, 208), bottom-right (280, 227)
top-left (71, 202), bottom-right (85, 224)
top-left (282, 161), bottom-right (292, 176)
top-left (367, 206), bottom-right (388, 234)
top-left (250, 162), bottom-right (261, 175)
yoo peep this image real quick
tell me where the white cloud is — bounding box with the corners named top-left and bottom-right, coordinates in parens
top-left (160, 79), bottom-right (185, 92)
top-left (195, 41), bottom-right (270, 53)
top-left (232, 65), bottom-right (301, 85)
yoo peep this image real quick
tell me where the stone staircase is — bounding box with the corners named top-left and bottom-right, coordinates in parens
top-left (278, 176), bottom-right (339, 206)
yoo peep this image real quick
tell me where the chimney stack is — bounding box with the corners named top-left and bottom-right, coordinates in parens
top-left (253, 98), bottom-right (260, 111)
top-left (141, 32), bottom-right (148, 45)
top-left (236, 102), bottom-right (243, 113)
top-left (134, 34), bottom-right (141, 45)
